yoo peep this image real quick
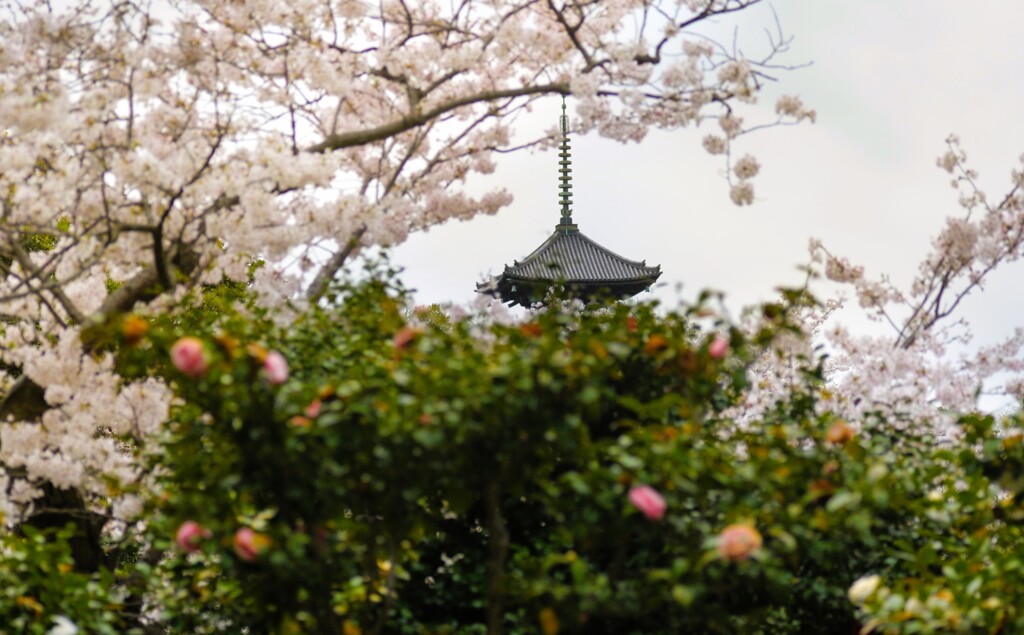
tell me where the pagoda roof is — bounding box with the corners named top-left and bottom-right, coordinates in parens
top-left (476, 224), bottom-right (661, 307)
top-left (503, 224), bottom-right (660, 283)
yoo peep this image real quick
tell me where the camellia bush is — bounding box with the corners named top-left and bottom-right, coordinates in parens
top-left (0, 269), bottom-right (1014, 633)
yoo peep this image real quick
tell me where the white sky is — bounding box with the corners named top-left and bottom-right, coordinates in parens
top-left (390, 0), bottom-right (1024, 343)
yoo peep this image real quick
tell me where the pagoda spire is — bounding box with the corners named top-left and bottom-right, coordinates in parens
top-left (558, 97), bottom-right (574, 229)
top-left (474, 96), bottom-right (662, 307)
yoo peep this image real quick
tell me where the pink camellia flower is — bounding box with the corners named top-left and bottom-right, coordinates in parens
top-left (392, 326), bottom-right (419, 350)
top-left (263, 350), bottom-right (289, 384)
top-left (304, 399), bottom-right (322, 418)
top-left (233, 527), bottom-right (271, 562)
top-left (708, 336), bottom-right (729, 360)
top-left (175, 520), bottom-right (210, 553)
top-left (628, 485), bottom-right (667, 520)
top-left (170, 337), bottom-right (208, 377)
top-left (717, 523), bottom-right (763, 560)
top-left (826, 420), bottom-right (856, 445)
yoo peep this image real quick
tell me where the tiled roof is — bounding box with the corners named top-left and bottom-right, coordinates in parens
top-left (502, 226), bottom-right (661, 283)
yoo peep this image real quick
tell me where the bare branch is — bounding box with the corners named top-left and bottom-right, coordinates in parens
top-left (306, 225), bottom-right (369, 302)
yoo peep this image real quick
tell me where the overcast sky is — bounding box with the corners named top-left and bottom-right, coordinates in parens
top-left (390, 1), bottom-right (1024, 343)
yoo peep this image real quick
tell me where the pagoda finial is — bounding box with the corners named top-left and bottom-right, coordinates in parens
top-left (558, 96), bottom-right (573, 228)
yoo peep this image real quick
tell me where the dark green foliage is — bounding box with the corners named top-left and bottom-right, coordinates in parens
top-left (9, 269), bottom-right (1024, 634)
top-left (0, 525), bottom-right (124, 634)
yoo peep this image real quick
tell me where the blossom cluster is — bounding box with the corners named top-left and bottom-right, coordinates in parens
top-left (738, 140), bottom-right (1024, 433)
top-left (0, 330), bottom-right (171, 524)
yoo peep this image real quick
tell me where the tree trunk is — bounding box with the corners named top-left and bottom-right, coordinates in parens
top-left (484, 478), bottom-right (509, 635)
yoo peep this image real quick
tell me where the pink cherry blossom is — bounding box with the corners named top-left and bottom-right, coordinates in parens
top-left (708, 337), bottom-right (729, 360)
top-left (733, 155), bottom-right (760, 180)
top-left (263, 351), bottom-right (289, 385)
top-left (729, 181), bottom-right (754, 206)
top-left (628, 485), bottom-right (667, 520)
top-left (170, 337), bottom-right (208, 378)
top-left (175, 521), bottom-right (210, 553)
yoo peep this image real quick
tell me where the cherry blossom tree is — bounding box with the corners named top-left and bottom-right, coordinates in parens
top-left (811, 139), bottom-right (1024, 430)
top-left (0, 0), bottom-right (807, 567)
top-left (735, 139), bottom-right (1024, 433)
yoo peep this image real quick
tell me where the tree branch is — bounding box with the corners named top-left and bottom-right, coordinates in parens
top-left (306, 225), bottom-right (368, 302)
top-left (307, 83), bottom-right (569, 154)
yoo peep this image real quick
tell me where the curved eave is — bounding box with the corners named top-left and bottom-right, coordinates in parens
top-left (477, 270), bottom-right (661, 308)
top-left (500, 270), bottom-right (662, 286)
top-left (501, 226), bottom-right (660, 283)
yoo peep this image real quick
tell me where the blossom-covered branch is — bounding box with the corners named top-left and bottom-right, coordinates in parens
top-left (795, 140), bottom-right (1024, 427)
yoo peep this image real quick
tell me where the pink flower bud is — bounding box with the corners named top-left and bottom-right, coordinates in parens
top-left (233, 527), bottom-right (270, 562)
top-left (304, 399), bottom-right (322, 418)
top-left (717, 523), bottom-right (763, 560)
top-left (170, 337), bottom-right (208, 377)
top-left (708, 336), bottom-right (729, 360)
top-left (628, 485), bottom-right (667, 520)
top-left (175, 520), bottom-right (209, 553)
top-left (393, 327), bottom-right (419, 350)
top-left (263, 350), bottom-right (289, 385)
top-left (826, 421), bottom-right (855, 445)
